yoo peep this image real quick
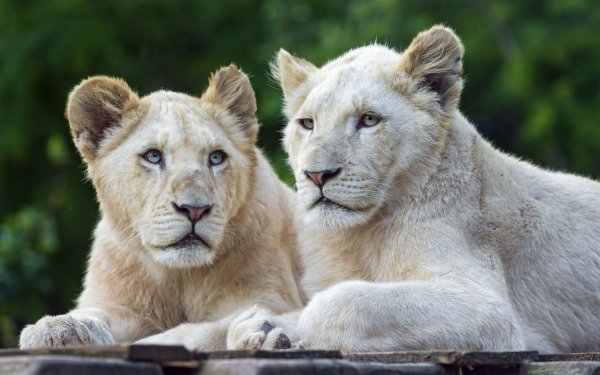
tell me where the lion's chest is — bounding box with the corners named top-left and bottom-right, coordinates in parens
top-left (300, 229), bottom-right (424, 296)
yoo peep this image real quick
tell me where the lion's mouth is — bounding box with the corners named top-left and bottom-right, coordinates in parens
top-left (171, 233), bottom-right (211, 249)
top-left (312, 196), bottom-right (354, 212)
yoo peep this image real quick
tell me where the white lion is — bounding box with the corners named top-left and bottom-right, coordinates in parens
top-left (241, 25), bottom-right (600, 353)
top-left (19, 66), bottom-right (303, 351)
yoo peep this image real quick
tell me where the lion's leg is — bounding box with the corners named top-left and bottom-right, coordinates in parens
top-left (295, 280), bottom-right (525, 352)
top-left (19, 308), bottom-right (115, 349)
top-left (137, 306), bottom-right (301, 351)
top-left (136, 318), bottom-right (231, 350)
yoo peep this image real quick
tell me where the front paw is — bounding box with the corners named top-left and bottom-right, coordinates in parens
top-left (19, 314), bottom-right (114, 349)
top-left (296, 280), bottom-right (378, 351)
top-left (227, 306), bottom-right (291, 350)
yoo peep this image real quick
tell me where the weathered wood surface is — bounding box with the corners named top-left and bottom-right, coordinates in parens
top-left (345, 350), bottom-right (539, 365)
top-left (0, 345), bottom-right (598, 374)
top-left (129, 344), bottom-right (194, 361)
top-left (538, 352), bottom-right (600, 362)
top-left (0, 344), bottom-right (191, 361)
top-left (195, 349), bottom-right (342, 360)
top-left (523, 361), bottom-right (600, 375)
top-left (0, 355), bottom-right (162, 375)
top-left (198, 358), bottom-right (443, 375)
top-left (0, 344), bottom-right (131, 358)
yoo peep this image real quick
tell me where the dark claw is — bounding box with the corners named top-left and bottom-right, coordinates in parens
top-left (274, 333), bottom-right (291, 349)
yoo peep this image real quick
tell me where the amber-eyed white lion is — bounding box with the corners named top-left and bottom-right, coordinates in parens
top-left (238, 25), bottom-right (600, 353)
top-left (19, 66), bottom-right (303, 350)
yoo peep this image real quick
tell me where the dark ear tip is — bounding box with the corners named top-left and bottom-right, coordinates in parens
top-left (203, 64), bottom-right (257, 121)
top-left (67, 76), bottom-right (136, 118)
top-left (66, 75), bottom-right (137, 161)
top-left (68, 76), bottom-right (135, 107)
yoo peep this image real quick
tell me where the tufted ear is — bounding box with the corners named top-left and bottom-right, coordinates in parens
top-left (201, 64), bottom-right (258, 142)
top-left (66, 76), bottom-right (139, 163)
top-left (271, 49), bottom-right (318, 97)
top-left (400, 25), bottom-right (464, 110)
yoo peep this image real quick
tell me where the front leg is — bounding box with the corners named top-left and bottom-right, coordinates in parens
top-left (19, 308), bottom-right (114, 349)
top-left (296, 280), bottom-right (525, 352)
top-left (137, 306), bottom-right (300, 351)
top-left (136, 318), bottom-right (231, 351)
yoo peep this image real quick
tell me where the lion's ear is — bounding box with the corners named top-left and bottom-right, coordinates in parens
top-left (272, 49), bottom-right (318, 97)
top-left (400, 25), bottom-right (464, 110)
top-left (201, 64), bottom-right (258, 142)
top-left (66, 76), bottom-right (139, 163)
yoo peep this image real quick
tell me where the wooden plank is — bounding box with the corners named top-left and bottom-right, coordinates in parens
top-left (457, 351), bottom-right (539, 365)
top-left (0, 344), bottom-right (130, 359)
top-left (198, 358), bottom-right (444, 375)
top-left (0, 355), bottom-right (162, 375)
top-left (0, 344), bottom-right (192, 362)
top-left (160, 360), bottom-right (202, 375)
top-left (537, 352), bottom-right (600, 362)
top-left (195, 349), bottom-right (343, 360)
top-left (128, 344), bottom-right (192, 361)
top-left (345, 351), bottom-right (539, 365)
top-left (523, 361), bottom-right (600, 375)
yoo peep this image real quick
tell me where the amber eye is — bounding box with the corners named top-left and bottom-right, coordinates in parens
top-left (298, 118), bottom-right (314, 130)
top-left (358, 113), bottom-right (382, 128)
top-left (143, 149), bottom-right (163, 164)
top-left (209, 150), bottom-right (227, 166)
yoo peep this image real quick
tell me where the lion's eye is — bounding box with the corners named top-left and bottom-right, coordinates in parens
top-left (358, 113), bottom-right (382, 128)
top-left (298, 118), bottom-right (314, 130)
top-left (143, 149), bottom-right (163, 164)
top-left (209, 150), bottom-right (227, 166)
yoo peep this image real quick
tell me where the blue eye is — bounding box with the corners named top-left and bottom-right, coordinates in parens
top-left (358, 112), bottom-right (382, 128)
top-left (143, 149), bottom-right (162, 164)
top-left (209, 150), bottom-right (227, 166)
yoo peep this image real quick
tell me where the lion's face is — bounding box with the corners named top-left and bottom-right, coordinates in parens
top-left (96, 94), bottom-right (254, 268)
top-left (276, 27), bottom-right (464, 230)
top-left (283, 54), bottom-right (428, 229)
top-left (67, 66), bottom-right (258, 268)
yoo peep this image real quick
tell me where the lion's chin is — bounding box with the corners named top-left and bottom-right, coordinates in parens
top-left (151, 235), bottom-right (215, 268)
top-left (152, 246), bottom-right (215, 268)
top-left (304, 201), bottom-right (371, 230)
top-left (143, 231), bottom-right (222, 268)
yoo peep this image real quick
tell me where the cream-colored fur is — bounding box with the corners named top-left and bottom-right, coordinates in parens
top-left (19, 66), bottom-right (303, 350)
top-left (249, 25), bottom-right (600, 353)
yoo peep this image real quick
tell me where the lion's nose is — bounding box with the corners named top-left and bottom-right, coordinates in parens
top-left (172, 203), bottom-right (212, 223)
top-left (304, 168), bottom-right (342, 188)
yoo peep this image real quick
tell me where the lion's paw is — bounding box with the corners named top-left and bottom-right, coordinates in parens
top-left (227, 306), bottom-right (291, 350)
top-left (19, 314), bottom-right (114, 349)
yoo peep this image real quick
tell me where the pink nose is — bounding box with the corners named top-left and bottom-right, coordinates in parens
top-left (304, 168), bottom-right (342, 188)
top-left (173, 203), bottom-right (212, 223)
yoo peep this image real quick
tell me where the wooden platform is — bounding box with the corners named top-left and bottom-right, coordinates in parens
top-left (1, 345), bottom-right (599, 374)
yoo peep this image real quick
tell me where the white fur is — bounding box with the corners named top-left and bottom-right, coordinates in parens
top-left (19, 69), bottom-right (303, 350)
top-left (271, 26), bottom-right (600, 353)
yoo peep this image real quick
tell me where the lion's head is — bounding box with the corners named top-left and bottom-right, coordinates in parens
top-left (67, 65), bottom-right (259, 268)
top-left (273, 26), bottom-right (464, 230)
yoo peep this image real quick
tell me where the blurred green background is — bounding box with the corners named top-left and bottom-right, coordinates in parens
top-left (1, 0), bottom-right (600, 347)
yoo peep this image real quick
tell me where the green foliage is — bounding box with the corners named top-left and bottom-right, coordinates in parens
top-left (1, 0), bottom-right (599, 347)
top-left (0, 207), bottom-right (58, 346)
